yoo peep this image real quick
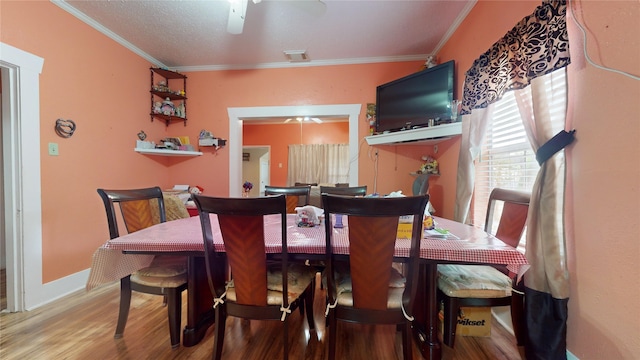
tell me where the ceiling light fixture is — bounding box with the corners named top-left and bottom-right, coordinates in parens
top-left (284, 50), bottom-right (309, 62)
top-left (284, 117), bottom-right (322, 123)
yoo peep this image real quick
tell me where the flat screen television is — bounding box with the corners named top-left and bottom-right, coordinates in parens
top-left (375, 60), bottom-right (454, 133)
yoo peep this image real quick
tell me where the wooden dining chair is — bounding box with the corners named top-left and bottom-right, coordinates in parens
top-left (264, 185), bottom-right (311, 213)
top-left (294, 182), bottom-right (318, 187)
top-left (193, 194), bottom-right (316, 360)
top-left (437, 187), bottom-right (530, 348)
top-left (97, 186), bottom-right (188, 348)
top-left (319, 185), bottom-right (367, 197)
top-left (321, 193), bottom-right (430, 360)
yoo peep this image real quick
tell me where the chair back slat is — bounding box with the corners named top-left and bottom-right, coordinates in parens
top-left (347, 216), bottom-right (398, 310)
top-left (120, 200), bottom-right (156, 233)
top-left (217, 214), bottom-right (268, 305)
top-left (285, 196), bottom-right (300, 213)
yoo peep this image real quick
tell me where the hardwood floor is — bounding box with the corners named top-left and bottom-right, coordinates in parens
top-left (0, 275), bottom-right (522, 360)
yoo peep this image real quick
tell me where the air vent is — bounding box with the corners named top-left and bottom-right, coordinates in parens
top-left (284, 50), bottom-right (309, 62)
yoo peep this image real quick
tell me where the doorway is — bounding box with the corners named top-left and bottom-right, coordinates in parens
top-left (241, 146), bottom-right (270, 197)
top-left (227, 104), bottom-right (361, 197)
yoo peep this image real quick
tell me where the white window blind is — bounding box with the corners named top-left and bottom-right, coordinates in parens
top-left (472, 70), bottom-right (567, 246)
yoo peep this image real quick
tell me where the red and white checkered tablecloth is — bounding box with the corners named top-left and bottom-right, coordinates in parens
top-left (86, 215), bottom-right (528, 291)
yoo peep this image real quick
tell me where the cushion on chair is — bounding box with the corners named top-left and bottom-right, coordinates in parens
top-left (131, 272), bottom-right (187, 287)
top-left (225, 263), bottom-right (315, 305)
top-left (330, 265), bottom-right (406, 308)
top-left (437, 264), bottom-right (512, 298)
top-left (131, 255), bottom-right (188, 287)
top-left (150, 194), bottom-right (191, 223)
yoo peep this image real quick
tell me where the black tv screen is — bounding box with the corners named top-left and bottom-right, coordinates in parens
top-left (375, 60), bottom-right (454, 133)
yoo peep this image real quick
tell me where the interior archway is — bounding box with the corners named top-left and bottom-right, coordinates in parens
top-left (227, 104), bottom-right (361, 196)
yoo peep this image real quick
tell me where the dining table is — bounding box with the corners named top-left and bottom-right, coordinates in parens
top-left (87, 213), bottom-right (528, 360)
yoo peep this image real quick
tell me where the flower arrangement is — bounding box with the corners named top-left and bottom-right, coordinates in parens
top-left (418, 155), bottom-right (439, 174)
top-left (242, 181), bottom-right (253, 194)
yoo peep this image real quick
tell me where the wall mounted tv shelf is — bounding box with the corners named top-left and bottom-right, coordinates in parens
top-left (365, 122), bottom-right (462, 146)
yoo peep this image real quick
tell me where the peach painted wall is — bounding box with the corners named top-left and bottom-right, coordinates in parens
top-left (173, 64), bottom-right (433, 198)
top-left (1, 1), bottom-right (183, 282)
top-left (1, 1), bottom-right (431, 283)
top-left (243, 122), bottom-right (349, 186)
top-left (563, 2), bottom-right (639, 358)
top-left (436, 0), bottom-right (640, 358)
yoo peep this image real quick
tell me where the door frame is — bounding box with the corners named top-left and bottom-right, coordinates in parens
top-left (227, 104), bottom-right (361, 196)
top-left (1, 42), bottom-right (44, 311)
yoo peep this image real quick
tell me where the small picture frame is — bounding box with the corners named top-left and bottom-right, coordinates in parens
top-left (243, 152), bottom-right (250, 161)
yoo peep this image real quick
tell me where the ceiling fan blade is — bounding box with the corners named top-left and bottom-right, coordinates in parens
top-left (227, 0), bottom-right (248, 35)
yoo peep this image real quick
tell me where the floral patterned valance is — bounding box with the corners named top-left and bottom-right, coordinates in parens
top-left (461, 0), bottom-right (570, 114)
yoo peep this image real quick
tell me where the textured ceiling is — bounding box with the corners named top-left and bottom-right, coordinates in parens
top-left (55, 0), bottom-right (475, 71)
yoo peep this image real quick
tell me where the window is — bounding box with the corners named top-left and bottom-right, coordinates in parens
top-left (472, 70), bottom-right (567, 247)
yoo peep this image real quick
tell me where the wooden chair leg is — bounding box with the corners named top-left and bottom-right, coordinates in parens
top-left (442, 296), bottom-right (460, 348)
top-left (166, 289), bottom-right (182, 349)
top-left (212, 306), bottom-right (226, 360)
top-left (304, 283), bottom-right (315, 331)
top-left (328, 312), bottom-right (337, 360)
top-left (511, 291), bottom-right (526, 346)
top-left (114, 276), bottom-right (132, 339)
top-left (283, 319), bottom-right (289, 360)
top-left (402, 321), bottom-right (413, 360)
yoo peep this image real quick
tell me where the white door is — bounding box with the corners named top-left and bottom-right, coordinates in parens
top-left (259, 154), bottom-right (269, 196)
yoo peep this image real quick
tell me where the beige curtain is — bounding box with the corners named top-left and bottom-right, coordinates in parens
top-left (453, 106), bottom-right (493, 224)
top-left (287, 144), bottom-right (349, 185)
top-left (515, 70), bottom-right (569, 298)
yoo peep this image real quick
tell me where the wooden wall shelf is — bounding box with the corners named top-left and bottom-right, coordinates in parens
top-left (134, 148), bottom-right (202, 157)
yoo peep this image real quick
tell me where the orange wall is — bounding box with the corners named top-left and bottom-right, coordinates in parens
top-left (243, 122), bottom-right (349, 186)
top-left (3, 1), bottom-right (640, 357)
top-left (1, 1), bottom-right (430, 282)
top-left (172, 62), bottom-right (436, 199)
top-left (563, 2), bottom-right (639, 358)
top-left (1, 1), bottom-right (181, 282)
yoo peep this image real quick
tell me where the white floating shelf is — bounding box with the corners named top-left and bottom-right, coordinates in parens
top-left (365, 122), bottom-right (462, 146)
top-left (134, 148), bottom-right (203, 156)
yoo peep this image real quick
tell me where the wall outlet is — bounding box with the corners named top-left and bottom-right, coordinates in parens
top-left (48, 143), bottom-right (59, 156)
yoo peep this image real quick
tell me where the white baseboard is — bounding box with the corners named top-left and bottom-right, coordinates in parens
top-left (492, 306), bottom-right (514, 334)
top-left (26, 269), bottom-right (90, 311)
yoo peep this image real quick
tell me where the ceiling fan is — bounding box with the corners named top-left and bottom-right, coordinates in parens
top-left (227, 0), bottom-right (326, 35)
top-left (284, 116), bottom-right (323, 124)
